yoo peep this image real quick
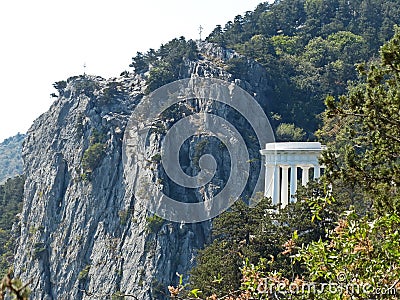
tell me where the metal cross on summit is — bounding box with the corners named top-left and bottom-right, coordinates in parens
top-left (199, 25), bottom-right (203, 41)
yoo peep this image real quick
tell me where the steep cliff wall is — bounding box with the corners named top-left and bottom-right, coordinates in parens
top-left (14, 43), bottom-right (272, 299)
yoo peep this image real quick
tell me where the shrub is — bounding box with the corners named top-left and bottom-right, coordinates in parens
top-left (118, 210), bottom-right (129, 226)
top-left (89, 128), bottom-right (106, 144)
top-left (0, 270), bottom-right (31, 299)
top-left (74, 78), bottom-right (99, 96)
top-left (82, 143), bottom-right (105, 173)
top-left (111, 292), bottom-right (125, 300)
top-left (276, 123), bottom-right (306, 142)
top-left (53, 80), bottom-right (67, 92)
top-left (75, 113), bottom-right (84, 138)
top-left (146, 215), bottom-right (164, 233)
top-left (151, 122), bottom-right (167, 135)
top-left (78, 264), bottom-right (91, 281)
top-left (151, 154), bottom-right (162, 164)
top-left (193, 139), bottom-right (209, 167)
top-left (33, 243), bottom-right (46, 259)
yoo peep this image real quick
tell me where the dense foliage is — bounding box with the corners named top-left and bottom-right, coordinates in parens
top-left (288, 26), bottom-right (400, 298)
top-left (189, 189), bottom-right (344, 298)
top-left (0, 176), bottom-right (25, 278)
top-left (321, 26), bottom-right (400, 214)
top-left (130, 37), bottom-right (199, 92)
top-left (0, 269), bottom-right (30, 300)
top-left (206, 0), bottom-right (400, 135)
top-left (0, 134), bottom-right (24, 184)
top-left (275, 123), bottom-right (306, 141)
top-left (81, 128), bottom-right (107, 179)
top-left (82, 143), bottom-right (105, 173)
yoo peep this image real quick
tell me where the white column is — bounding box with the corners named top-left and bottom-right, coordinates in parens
top-left (260, 142), bottom-right (326, 209)
top-left (265, 165), bottom-right (274, 198)
top-left (313, 165), bottom-right (321, 179)
top-left (301, 166), bottom-right (310, 186)
top-left (290, 165), bottom-right (297, 201)
top-left (281, 166), bottom-right (289, 208)
top-left (272, 165), bottom-right (280, 206)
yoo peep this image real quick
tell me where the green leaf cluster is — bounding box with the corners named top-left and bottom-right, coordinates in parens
top-left (82, 143), bottom-right (105, 174)
top-left (145, 214), bottom-right (164, 234)
top-left (189, 195), bottom-right (335, 298)
top-left (129, 37), bottom-right (199, 93)
top-left (78, 264), bottom-right (91, 281)
top-left (81, 128), bottom-right (107, 176)
top-left (0, 176), bottom-right (25, 277)
top-left (275, 123), bottom-right (306, 142)
top-left (0, 269), bottom-right (30, 300)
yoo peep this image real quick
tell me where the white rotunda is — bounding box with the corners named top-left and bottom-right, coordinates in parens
top-left (260, 142), bottom-right (326, 208)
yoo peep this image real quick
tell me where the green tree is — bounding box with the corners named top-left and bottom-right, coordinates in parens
top-left (137, 37), bottom-right (199, 93)
top-left (189, 195), bottom-right (333, 298)
top-left (322, 26), bottom-right (400, 214)
top-left (82, 143), bottom-right (105, 173)
top-left (252, 25), bottom-right (400, 300)
top-left (275, 123), bottom-right (306, 142)
top-left (146, 62), bottom-right (176, 93)
top-left (270, 35), bottom-right (301, 56)
top-left (206, 25), bottom-right (225, 46)
top-left (129, 51), bottom-right (149, 74)
top-left (0, 176), bottom-right (25, 277)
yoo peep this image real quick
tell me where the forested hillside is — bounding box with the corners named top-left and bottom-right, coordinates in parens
top-left (205, 0), bottom-right (400, 134)
top-left (0, 134), bottom-right (24, 184)
top-left (0, 175), bottom-right (25, 277)
top-left (130, 1), bottom-right (400, 138)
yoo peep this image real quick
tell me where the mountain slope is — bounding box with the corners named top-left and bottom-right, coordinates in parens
top-left (0, 133), bottom-right (24, 184)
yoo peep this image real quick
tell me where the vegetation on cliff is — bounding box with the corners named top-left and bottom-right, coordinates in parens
top-left (0, 134), bottom-right (24, 184)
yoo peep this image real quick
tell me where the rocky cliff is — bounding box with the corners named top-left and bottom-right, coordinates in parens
top-left (13, 42), bottom-right (272, 299)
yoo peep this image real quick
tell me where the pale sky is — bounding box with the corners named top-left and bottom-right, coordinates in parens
top-left (0, 0), bottom-right (273, 143)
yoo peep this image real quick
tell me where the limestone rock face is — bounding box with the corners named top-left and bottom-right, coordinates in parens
top-left (14, 43), bottom-right (272, 299)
